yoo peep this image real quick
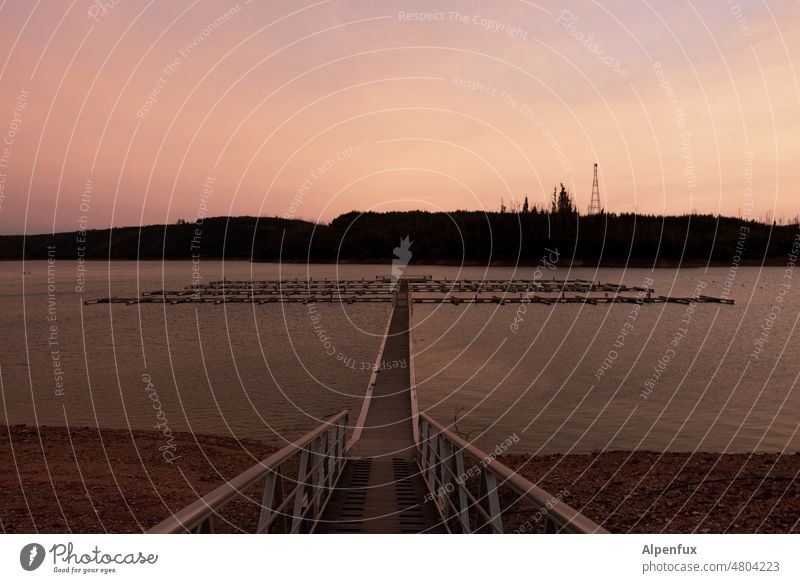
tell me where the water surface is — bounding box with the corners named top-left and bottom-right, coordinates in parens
top-left (1, 261), bottom-right (798, 454)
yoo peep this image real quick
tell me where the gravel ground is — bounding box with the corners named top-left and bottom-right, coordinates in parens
top-left (0, 424), bottom-right (276, 533)
top-left (2, 425), bottom-right (799, 533)
top-left (504, 451), bottom-right (800, 533)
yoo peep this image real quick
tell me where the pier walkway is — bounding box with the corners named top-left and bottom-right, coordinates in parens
top-left (316, 281), bottom-right (443, 533)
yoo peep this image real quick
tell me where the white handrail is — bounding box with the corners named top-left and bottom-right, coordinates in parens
top-left (149, 410), bottom-right (348, 534)
top-left (418, 414), bottom-right (608, 534)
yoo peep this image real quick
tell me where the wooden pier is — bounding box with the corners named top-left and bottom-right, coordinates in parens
top-left (148, 277), bottom-right (611, 535)
top-left (316, 280), bottom-right (445, 533)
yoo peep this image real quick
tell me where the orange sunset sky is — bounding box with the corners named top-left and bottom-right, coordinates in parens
top-left (0, 0), bottom-right (798, 234)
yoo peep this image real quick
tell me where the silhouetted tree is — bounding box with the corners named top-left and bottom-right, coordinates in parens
top-left (557, 183), bottom-right (576, 215)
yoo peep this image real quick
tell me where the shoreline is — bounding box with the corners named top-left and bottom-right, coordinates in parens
top-left (2, 424), bottom-right (798, 533)
top-left (1, 258), bottom-right (792, 267)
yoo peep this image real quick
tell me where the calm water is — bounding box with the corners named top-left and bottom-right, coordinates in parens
top-left (1, 261), bottom-right (798, 454)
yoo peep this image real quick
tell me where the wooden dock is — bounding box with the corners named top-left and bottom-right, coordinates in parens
top-left (148, 277), bottom-right (611, 535)
top-left (85, 277), bottom-right (734, 306)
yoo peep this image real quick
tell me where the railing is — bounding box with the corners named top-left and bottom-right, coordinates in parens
top-left (417, 414), bottom-right (608, 534)
top-left (149, 410), bottom-right (349, 534)
top-left (346, 304), bottom-right (395, 450)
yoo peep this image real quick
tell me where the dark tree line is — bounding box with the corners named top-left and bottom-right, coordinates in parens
top-left (2, 206), bottom-right (797, 266)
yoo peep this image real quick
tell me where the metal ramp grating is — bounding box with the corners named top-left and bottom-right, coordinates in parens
top-left (315, 457), bottom-right (444, 533)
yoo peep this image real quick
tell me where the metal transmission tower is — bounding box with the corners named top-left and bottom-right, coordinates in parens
top-left (587, 163), bottom-right (602, 215)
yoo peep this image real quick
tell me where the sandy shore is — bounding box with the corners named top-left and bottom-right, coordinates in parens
top-left (2, 425), bottom-right (798, 533)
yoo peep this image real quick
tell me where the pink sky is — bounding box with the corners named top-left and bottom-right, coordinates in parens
top-left (0, 0), bottom-right (798, 233)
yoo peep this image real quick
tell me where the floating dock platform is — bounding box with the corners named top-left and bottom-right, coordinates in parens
top-left (85, 277), bottom-right (734, 306)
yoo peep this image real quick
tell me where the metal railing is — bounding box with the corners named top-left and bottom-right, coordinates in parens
top-left (417, 414), bottom-right (608, 534)
top-left (149, 410), bottom-right (349, 534)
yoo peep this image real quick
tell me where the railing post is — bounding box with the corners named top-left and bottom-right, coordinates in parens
top-left (482, 472), bottom-right (503, 534)
top-left (454, 449), bottom-right (470, 533)
top-left (419, 420), bottom-right (429, 476)
top-left (427, 426), bottom-right (437, 486)
top-left (258, 472), bottom-right (278, 533)
top-left (311, 435), bottom-right (323, 518)
top-left (274, 472), bottom-right (287, 533)
top-left (419, 422), bottom-right (428, 473)
top-left (439, 439), bottom-right (453, 525)
top-left (291, 448), bottom-right (310, 533)
top-left (337, 417), bottom-right (347, 477)
top-left (426, 427), bottom-right (435, 489)
top-left (326, 425), bottom-right (337, 492)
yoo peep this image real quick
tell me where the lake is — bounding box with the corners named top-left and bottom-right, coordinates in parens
top-left (1, 260), bottom-right (798, 454)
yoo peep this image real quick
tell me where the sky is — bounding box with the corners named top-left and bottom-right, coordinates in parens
top-left (0, 0), bottom-right (798, 234)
